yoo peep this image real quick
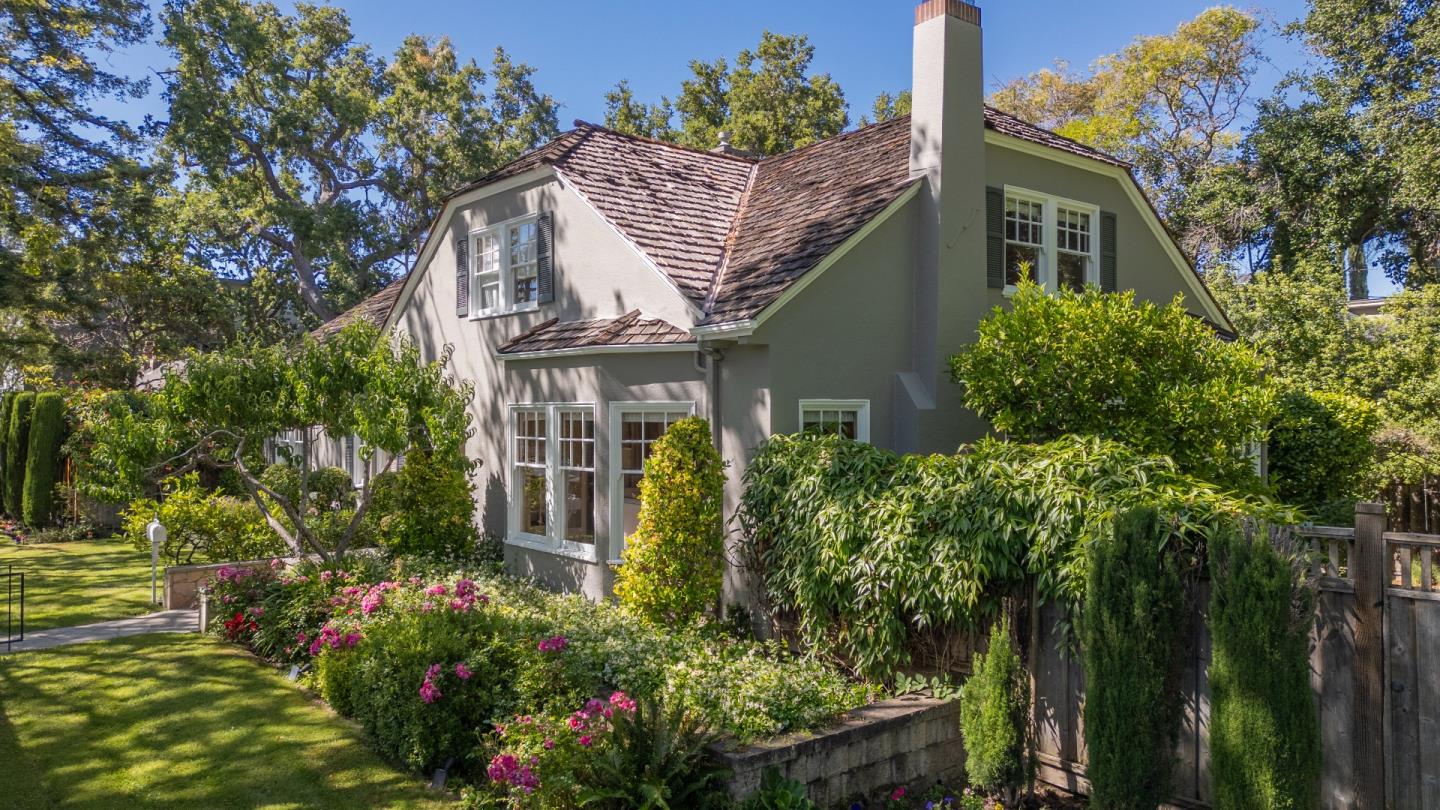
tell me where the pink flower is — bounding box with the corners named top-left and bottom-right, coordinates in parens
top-left (424, 584), bottom-right (447, 596)
top-left (536, 635), bottom-right (568, 653)
top-left (578, 735), bottom-right (593, 747)
top-left (455, 579), bottom-right (476, 599)
top-left (891, 787), bottom-right (906, 801)
top-left (455, 663), bottom-right (473, 680)
top-left (320, 570), bottom-right (333, 583)
top-left (543, 738), bottom-right (554, 750)
top-left (449, 598), bottom-right (467, 612)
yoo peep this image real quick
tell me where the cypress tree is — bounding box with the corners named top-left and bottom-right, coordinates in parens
top-left (0, 392), bottom-right (13, 515)
top-left (3, 392), bottom-right (35, 518)
top-left (1082, 506), bottom-right (1186, 809)
top-left (23, 392), bottom-right (67, 528)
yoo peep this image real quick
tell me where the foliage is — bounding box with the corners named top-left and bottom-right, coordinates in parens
top-left (1268, 389), bottom-right (1380, 524)
top-left (4, 391), bottom-right (35, 517)
top-left (367, 450), bottom-right (478, 558)
top-left (22, 392), bottom-right (68, 527)
top-left (78, 323), bottom-right (475, 561)
top-left (161, 0), bottom-right (558, 321)
top-left (121, 473), bottom-right (282, 566)
top-left (738, 432), bottom-right (1294, 680)
top-left (603, 32), bottom-right (847, 155)
top-left (1208, 526), bottom-right (1321, 810)
top-left (858, 90), bottom-right (911, 127)
top-left (739, 768), bottom-right (816, 810)
top-left (577, 698), bottom-right (730, 810)
top-left (950, 282), bottom-right (1275, 486)
top-left (614, 417), bottom-right (726, 625)
top-left (259, 462), bottom-right (369, 552)
top-left (1081, 507), bottom-right (1185, 810)
top-left (958, 617), bottom-right (1029, 795)
top-left (0, 391), bottom-right (12, 515)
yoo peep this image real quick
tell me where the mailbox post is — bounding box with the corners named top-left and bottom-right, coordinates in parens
top-left (146, 520), bottom-right (166, 606)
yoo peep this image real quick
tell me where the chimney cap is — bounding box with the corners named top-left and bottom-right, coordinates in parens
top-left (915, 0), bottom-right (981, 26)
top-left (711, 131), bottom-right (750, 156)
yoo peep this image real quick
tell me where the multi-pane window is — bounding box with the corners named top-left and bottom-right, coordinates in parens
top-left (1004, 197), bottom-right (1044, 286)
top-left (511, 405), bottom-right (597, 552)
top-left (1056, 207), bottom-right (1092, 292)
top-left (618, 409), bottom-right (689, 542)
top-left (471, 216), bottom-right (539, 316)
top-left (559, 410), bottom-right (595, 545)
top-left (342, 435), bottom-right (365, 488)
top-left (799, 400), bottom-right (871, 443)
top-left (271, 429), bottom-right (304, 465)
top-left (514, 410), bottom-right (548, 536)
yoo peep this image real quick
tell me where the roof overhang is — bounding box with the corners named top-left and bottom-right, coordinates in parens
top-left (495, 343), bottom-right (698, 362)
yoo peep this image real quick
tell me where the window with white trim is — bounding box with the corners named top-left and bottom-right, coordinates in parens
top-left (799, 399), bottom-right (871, 442)
top-left (341, 435), bottom-right (365, 488)
top-left (1004, 188), bottom-right (1099, 293)
top-left (471, 216), bottom-right (538, 317)
top-left (510, 404), bottom-right (597, 551)
top-left (269, 428), bottom-right (304, 465)
top-left (610, 404), bottom-right (693, 552)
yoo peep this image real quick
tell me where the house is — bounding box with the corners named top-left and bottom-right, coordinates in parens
top-left (312, 0), bottom-right (1232, 600)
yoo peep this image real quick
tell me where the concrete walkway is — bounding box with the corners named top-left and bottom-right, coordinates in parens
top-left (3, 609), bottom-right (197, 653)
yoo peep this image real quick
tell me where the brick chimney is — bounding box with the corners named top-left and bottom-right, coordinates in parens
top-left (896, 0), bottom-right (987, 453)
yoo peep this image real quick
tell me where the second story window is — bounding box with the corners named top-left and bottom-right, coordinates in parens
top-left (472, 215), bottom-right (539, 317)
top-left (1005, 197), bottom-right (1044, 286)
top-left (1003, 188), bottom-right (1098, 293)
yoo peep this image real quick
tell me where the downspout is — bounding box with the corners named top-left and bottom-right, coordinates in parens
top-left (695, 344), bottom-right (724, 451)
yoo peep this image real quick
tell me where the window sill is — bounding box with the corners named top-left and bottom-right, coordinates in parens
top-left (505, 533), bottom-right (600, 564)
top-left (471, 303), bottom-right (541, 322)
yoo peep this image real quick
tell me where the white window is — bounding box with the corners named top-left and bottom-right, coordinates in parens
top-left (269, 429), bottom-right (304, 465)
top-left (798, 399), bottom-right (871, 443)
top-left (609, 403), bottom-right (694, 554)
top-left (1003, 187), bottom-right (1099, 293)
top-left (471, 215), bottom-right (539, 317)
top-left (341, 435), bottom-right (365, 488)
top-left (510, 404), bottom-right (597, 555)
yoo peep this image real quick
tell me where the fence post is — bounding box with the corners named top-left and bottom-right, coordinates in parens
top-left (1352, 501), bottom-right (1387, 809)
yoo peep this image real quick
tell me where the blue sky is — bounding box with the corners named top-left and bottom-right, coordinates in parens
top-left (95, 0), bottom-right (1393, 292)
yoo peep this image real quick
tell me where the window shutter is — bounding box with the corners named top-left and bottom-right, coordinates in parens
top-left (455, 236), bottom-right (470, 317)
top-left (985, 187), bottom-right (1004, 289)
top-left (536, 211), bottom-right (554, 304)
top-left (343, 435), bottom-right (356, 475)
top-left (1100, 211), bottom-right (1117, 292)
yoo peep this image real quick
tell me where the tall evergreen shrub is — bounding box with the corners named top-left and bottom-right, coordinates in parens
top-left (0, 391), bottom-right (13, 515)
top-left (1208, 527), bottom-right (1320, 809)
top-left (4, 392), bottom-right (36, 518)
top-left (22, 392), bottom-right (67, 527)
top-left (1082, 506), bottom-right (1185, 809)
top-left (959, 615), bottom-right (1030, 797)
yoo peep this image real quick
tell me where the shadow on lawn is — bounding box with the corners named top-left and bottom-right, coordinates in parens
top-left (0, 541), bottom-right (156, 631)
top-left (0, 634), bottom-right (446, 809)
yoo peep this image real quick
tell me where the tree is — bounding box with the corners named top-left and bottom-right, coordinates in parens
top-left (949, 282), bottom-right (1276, 485)
top-left (161, 0), bottom-right (558, 322)
top-left (858, 90), bottom-right (911, 126)
top-left (79, 323), bottom-right (475, 561)
top-left (959, 616), bottom-right (1030, 801)
top-left (22, 391), bottom-right (67, 527)
top-left (1268, 389), bottom-right (1380, 524)
top-left (4, 391), bottom-right (35, 517)
top-left (604, 32), bottom-right (848, 156)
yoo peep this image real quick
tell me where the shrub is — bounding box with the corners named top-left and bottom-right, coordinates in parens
top-left (1267, 389), bottom-right (1379, 523)
top-left (121, 473), bottom-right (283, 565)
top-left (949, 282), bottom-right (1276, 485)
top-left (614, 416), bottom-right (726, 625)
top-left (1208, 527), bottom-right (1320, 810)
top-left (367, 450), bottom-right (478, 558)
top-left (258, 463), bottom-right (368, 552)
top-left (959, 616), bottom-right (1029, 796)
top-left (578, 698), bottom-right (729, 809)
top-left (0, 392), bottom-right (13, 511)
top-left (739, 768), bottom-right (816, 810)
top-left (4, 392), bottom-right (35, 517)
top-left (1082, 506), bottom-right (1186, 809)
top-left (22, 392), bottom-right (67, 527)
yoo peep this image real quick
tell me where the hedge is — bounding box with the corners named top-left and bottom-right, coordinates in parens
top-left (22, 392), bottom-right (67, 527)
top-left (0, 391), bottom-right (13, 515)
top-left (4, 392), bottom-right (36, 518)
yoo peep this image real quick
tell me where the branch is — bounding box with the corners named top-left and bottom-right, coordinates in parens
top-left (337, 453), bottom-right (396, 556)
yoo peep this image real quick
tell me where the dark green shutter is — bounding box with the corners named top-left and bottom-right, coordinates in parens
top-left (1100, 211), bottom-right (1117, 292)
top-left (455, 235), bottom-right (470, 317)
top-left (986, 186), bottom-right (1005, 289)
top-left (536, 211), bottom-right (554, 304)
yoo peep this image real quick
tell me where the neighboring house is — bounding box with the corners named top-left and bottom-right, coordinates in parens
top-left (1347, 297), bottom-right (1388, 317)
top-left (311, 0), bottom-right (1232, 600)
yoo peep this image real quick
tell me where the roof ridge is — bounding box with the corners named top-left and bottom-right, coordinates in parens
top-left (591, 309), bottom-right (642, 344)
top-left (755, 115), bottom-right (913, 165)
top-left (702, 162), bottom-right (760, 314)
top-left (570, 119), bottom-right (760, 164)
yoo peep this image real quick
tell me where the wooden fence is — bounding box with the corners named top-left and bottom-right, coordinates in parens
top-left (1030, 503), bottom-right (1440, 809)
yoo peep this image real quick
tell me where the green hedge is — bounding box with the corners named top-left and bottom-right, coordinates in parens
top-left (22, 392), bottom-right (67, 528)
top-left (0, 391), bottom-right (13, 515)
top-left (4, 392), bottom-right (36, 518)
top-left (1268, 388), bottom-right (1379, 524)
top-left (959, 616), bottom-right (1029, 795)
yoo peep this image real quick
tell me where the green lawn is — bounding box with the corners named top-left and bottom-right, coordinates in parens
top-left (0, 538), bottom-right (155, 631)
top-left (0, 633), bottom-right (455, 809)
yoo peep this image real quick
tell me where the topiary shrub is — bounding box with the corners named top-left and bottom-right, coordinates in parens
top-left (613, 416), bottom-right (726, 625)
top-left (959, 615), bottom-right (1030, 798)
top-left (0, 391), bottom-right (13, 512)
top-left (366, 451), bottom-right (477, 558)
top-left (1267, 388), bottom-right (1379, 524)
top-left (22, 392), bottom-right (68, 528)
top-left (4, 392), bottom-right (36, 518)
top-left (1082, 506), bottom-right (1185, 809)
top-left (1208, 526), bottom-right (1320, 810)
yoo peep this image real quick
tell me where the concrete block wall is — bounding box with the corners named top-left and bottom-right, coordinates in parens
top-left (713, 694), bottom-right (964, 807)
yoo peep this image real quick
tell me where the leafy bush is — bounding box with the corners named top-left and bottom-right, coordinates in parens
top-left (4, 392), bottom-right (35, 517)
top-left (739, 768), bottom-right (815, 810)
top-left (22, 392), bottom-right (68, 527)
top-left (738, 432), bottom-right (1295, 678)
top-left (367, 450), bottom-right (478, 557)
top-left (1082, 507), bottom-right (1185, 809)
top-left (121, 473), bottom-right (283, 565)
top-left (949, 282), bottom-right (1276, 485)
top-left (1268, 388), bottom-right (1379, 523)
top-left (614, 417), bottom-right (726, 625)
top-left (0, 392), bottom-right (13, 513)
top-left (578, 698), bottom-right (729, 809)
top-left (257, 462), bottom-right (371, 552)
top-left (959, 617), bottom-right (1029, 796)
top-left (1208, 527), bottom-right (1320, 810)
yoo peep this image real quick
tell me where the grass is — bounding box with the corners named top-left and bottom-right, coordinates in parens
top-left (0, 538), bottom-right (155, 631)
top-left (0, 633), bottom-right (455, 809)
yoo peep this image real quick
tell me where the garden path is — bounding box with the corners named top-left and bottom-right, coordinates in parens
top-left (4, 609), bottom-right (196, 653)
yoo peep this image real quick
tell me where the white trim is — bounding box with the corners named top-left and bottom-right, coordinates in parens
top-left (468, 213), bottom-right (540, 318)
top-left (383, 167), bottom-right (555, 333)
top-left (506, 402), bottom-right (601, 562)
top-left (1000, 185), bottom-right (1099, 294)
top-left (984, 130), bottom-right (1233, 330)
top-left (496, 343), bottom-right (698, 362)
top-left (607, 401), bottom-right (696, 561)
top-left (798, 399), bottom-right (872, 443)
top-left (688, 181), bottom-right (922, 339)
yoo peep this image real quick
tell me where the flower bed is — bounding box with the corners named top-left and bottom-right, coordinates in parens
top-left (206, 557), bottom-right (876, 806)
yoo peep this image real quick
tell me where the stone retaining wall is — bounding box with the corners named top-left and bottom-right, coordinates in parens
top-left (164, 558), bottom-right (274, 610)
top-left (712, 694), bottom-right (963, 807)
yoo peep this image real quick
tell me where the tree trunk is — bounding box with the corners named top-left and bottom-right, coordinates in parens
top-left (1346, 242), bottom-right (1369, 301)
